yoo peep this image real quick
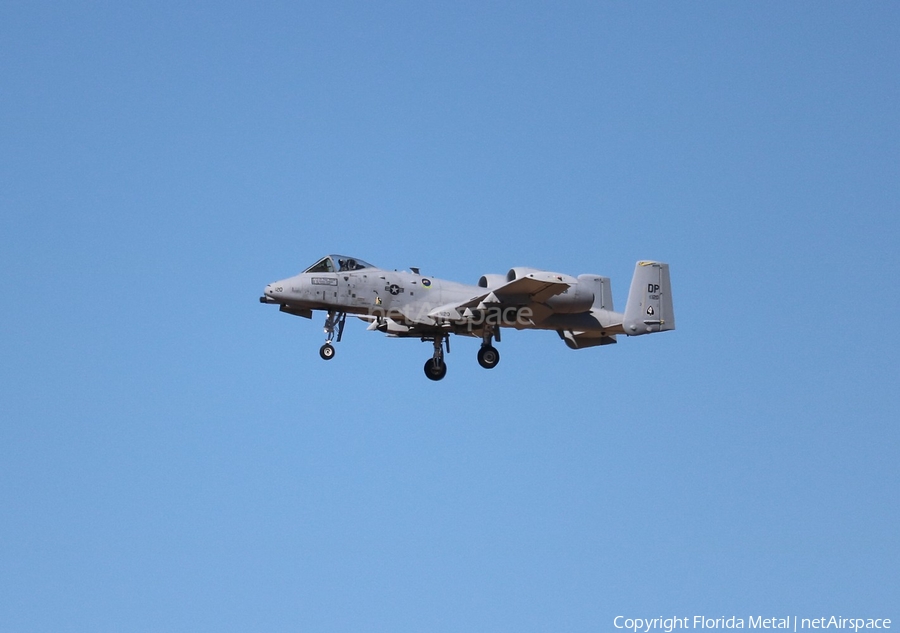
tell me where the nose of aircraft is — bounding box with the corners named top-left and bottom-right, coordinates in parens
top-left (260, 282), bottom-right (280, 303)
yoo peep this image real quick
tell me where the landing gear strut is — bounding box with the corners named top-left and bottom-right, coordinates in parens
top-left (477, 327), bottom-right (500, 369)
top-left (423, 333), bottom-right (448, 381)
top-left (319, 310), bottom-right (346, 361)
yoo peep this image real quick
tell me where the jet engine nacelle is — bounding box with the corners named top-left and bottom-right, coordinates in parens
top-left (506, 267), bottom-right (592, 313)
top-left (506, 267), bottom-right (577, 284)
top-left (546, 283), bottom-right (594, 313)
top-left (478, 274), bottom-right (507, 288)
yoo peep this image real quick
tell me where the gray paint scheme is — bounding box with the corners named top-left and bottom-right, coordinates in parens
top-left (261, 255), bottom-right (675, 380)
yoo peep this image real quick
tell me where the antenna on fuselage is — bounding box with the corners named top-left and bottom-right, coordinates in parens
top-left (410, 267), bottom-right (420, 275)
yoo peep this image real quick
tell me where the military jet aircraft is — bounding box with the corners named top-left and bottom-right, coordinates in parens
top-left (260, 255), bottom-right (674, 381)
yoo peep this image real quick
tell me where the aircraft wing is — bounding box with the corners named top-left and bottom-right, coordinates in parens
top-left (421, 275), bottom-right (572, 327)
top-left (456, 275), bottom-right (571, 310)
top-left (391, 273), bottom-right (574, 329)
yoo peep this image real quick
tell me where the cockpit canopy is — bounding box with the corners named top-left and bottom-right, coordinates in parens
top-left (303, 254), bottom-right (375, 274)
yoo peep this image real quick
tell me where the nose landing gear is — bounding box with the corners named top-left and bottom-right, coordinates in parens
top-left (319, 310), bottom-right (346, 360)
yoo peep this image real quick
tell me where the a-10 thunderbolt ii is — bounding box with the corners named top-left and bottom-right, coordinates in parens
top-left (260, 255), bottom-right (675, 381)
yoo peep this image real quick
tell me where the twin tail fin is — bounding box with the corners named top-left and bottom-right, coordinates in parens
top-left (623, 261), bottom-right (675, 335)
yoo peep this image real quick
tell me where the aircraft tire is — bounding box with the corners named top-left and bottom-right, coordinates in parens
top-left (424, 358), bottom-right (447, 381)
top-left (319, 344), bottom-right (336, 360)
top-left (477, 345), bottom-right (500, 369)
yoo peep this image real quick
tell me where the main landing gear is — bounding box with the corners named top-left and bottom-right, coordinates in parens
top-left (422, 329), bottom-right (502, 380)
top-left (319, 310), bottom-right (346, 361)
top-left (423, 334), bottom-right (449, 381)
top-left (477, 344), bottom-right (500, 369)
top-left (315, 313), bottom-right (502, 379)
top-left (477, 327), bottom-right (500, 369)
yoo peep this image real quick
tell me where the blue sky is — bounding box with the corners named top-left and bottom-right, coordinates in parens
top-left (1, 2), bottom-right (898, 631)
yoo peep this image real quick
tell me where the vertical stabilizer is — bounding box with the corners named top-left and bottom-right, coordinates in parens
top-left (623, 261), bottom-right (675, 335)
top-left (577, 274), bottom-right (614, 310)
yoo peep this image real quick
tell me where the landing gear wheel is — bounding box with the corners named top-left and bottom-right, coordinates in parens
top-left (424, 358), bottom-right (447, 381)
top-left (477, 345), bottom-right (500, 369)
top-left (319, 344), bottom-right (335, 360)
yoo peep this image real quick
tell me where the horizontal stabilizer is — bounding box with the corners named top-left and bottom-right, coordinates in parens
top-left (558, 330), bottom-right (617, 349)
